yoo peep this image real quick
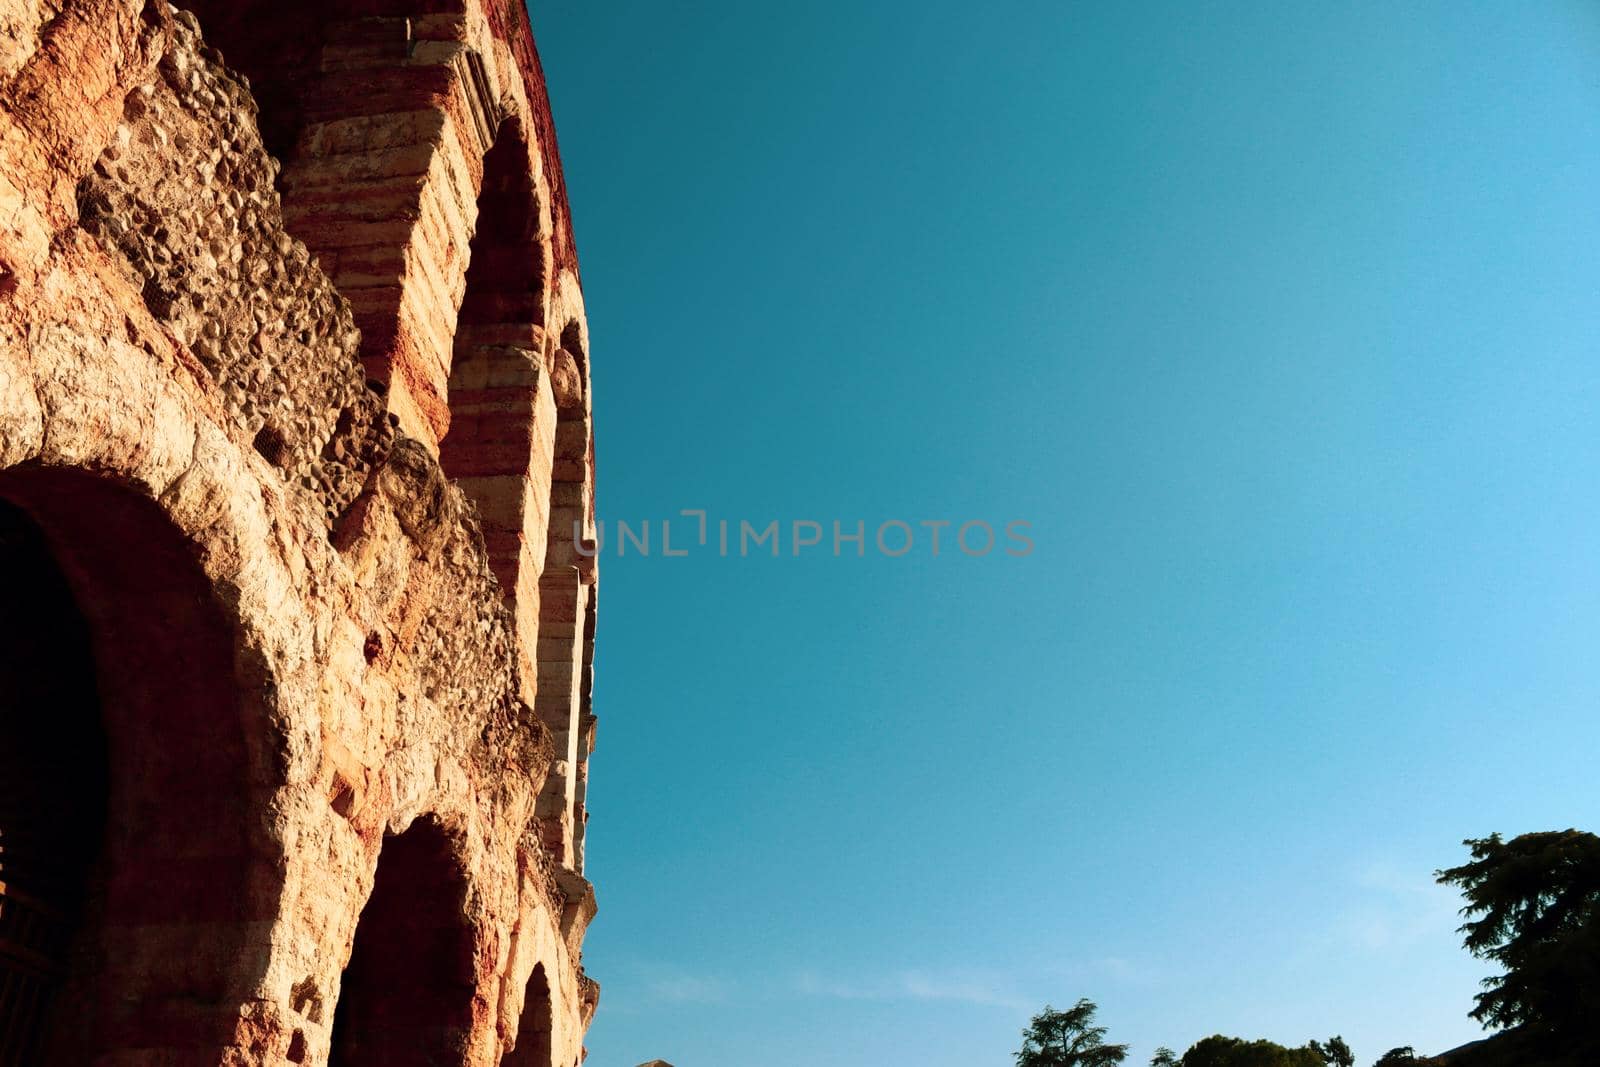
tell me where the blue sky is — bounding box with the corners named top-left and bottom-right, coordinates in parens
top-left (533, 4), bottom-right (1600, 1064)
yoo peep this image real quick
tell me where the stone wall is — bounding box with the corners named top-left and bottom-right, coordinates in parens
top-left (0, 0), bottom-right (599, 1063)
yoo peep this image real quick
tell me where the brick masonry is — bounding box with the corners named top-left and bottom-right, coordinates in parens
top-left (0, 0), bottom-right (599, 1063)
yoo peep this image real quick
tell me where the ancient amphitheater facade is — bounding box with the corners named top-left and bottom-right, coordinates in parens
top-left (0, 1), bottom-right (600, 1063)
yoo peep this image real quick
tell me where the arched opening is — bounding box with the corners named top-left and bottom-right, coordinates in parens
top-left (533, 320), bottom-right (591, 867)
top-left (550, 321), bottom-right (590, 493)
top-left (173, 0), bottom-right (473, 165)
top-left (502, 963), bottom-right (553, 1067)
top-left (574, 590), bottom-right (598, 873)
top-left (330, 817), bottom-right (478, 1066)
top-left (170, 1), bottom-right (336, 166)
top-left (0, 468), bottom-right (271, 1063)
top-left (0, 498), bottom-right (107, 1066)
top-left (453, 118), bottom-right (547, 343)
top-left (440, 116), bottom-right (549, 603)
top-left (174, 0), bottom-right (496, 446)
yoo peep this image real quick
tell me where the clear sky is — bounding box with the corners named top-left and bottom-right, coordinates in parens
top-left (533, 4), bottom-right (1600, 1065)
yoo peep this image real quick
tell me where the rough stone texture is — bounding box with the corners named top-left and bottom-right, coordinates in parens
top-left (0, 1), bottom-right (599, 1064)
top-left (76, 11), bottom-right (392, 523)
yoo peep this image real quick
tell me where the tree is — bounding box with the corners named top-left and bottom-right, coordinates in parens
top-left (1178, 1035), bottom-right (1324, 1067)
top-left (1435, 830), bottom-right (1600, 1058)
top-left (1309, 1037), bottom-right (1354, 1067)
top-left (1016, 1000), bottom-right (1129, 1067)
top-left (1370, 1048), bottom-right (1437, 1067)
top-left (1152, 1049), bottom-right (1180, 1067)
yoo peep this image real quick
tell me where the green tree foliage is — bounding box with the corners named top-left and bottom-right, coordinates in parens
top-left (1151, 1049), bottom-right (1180, 1067)
top-left (1309, 1037), bottom-right (1354, 1067)
top-left (1177, 1035), bottom-right (1324, 1067)
top-left (1435, 829), bottom-right (1600, 1059)
top-left (1016, 1000), bottom-right (1129, 1067)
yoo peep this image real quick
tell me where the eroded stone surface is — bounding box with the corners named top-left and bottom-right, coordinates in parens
top-left (78, 9), bottom-right (391, 523)
top-left (0, 1), bottom-right (600, 1064)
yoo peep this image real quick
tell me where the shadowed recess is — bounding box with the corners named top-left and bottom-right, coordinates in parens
top-left (502, 962), bottom-right (554, 1067)
top-left (0, 468), bottom-right (272, 1063)
top-left (331, 817), bottom-right (479, 1066)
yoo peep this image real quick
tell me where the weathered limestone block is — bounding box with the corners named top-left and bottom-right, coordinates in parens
top-left (0, 1), bottom-right (600, 1064)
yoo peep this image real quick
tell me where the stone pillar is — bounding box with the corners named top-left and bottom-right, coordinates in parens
top-left (278, 14), bottom-right (500, 448)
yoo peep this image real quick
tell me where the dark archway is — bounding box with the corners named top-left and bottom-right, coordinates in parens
top-left (0, 467), bottom-right (273, 1064)
top-left (330, 817), bottom-right (479, 1066)
top-left (440, 116), bottom-right (549, 601)
top-left (501, 963), bottom-right (553, 1067)
top-left (532, 319), bottom-right (590, 866)
top-left (173, 0), bottom-right (472, 166)
top-left (175, 0), bottom-right (492, 444)
top-left (453, 117), bottom-right (547, 344)
top-left (0, 498), bottom-right (107, 1066)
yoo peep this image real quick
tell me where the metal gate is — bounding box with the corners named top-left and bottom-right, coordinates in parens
top-left (0, 874), bottom-right (68, 1067)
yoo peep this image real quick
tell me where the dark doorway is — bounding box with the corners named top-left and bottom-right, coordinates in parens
top-left (330, 817), bottom-right (479, 1066)
top-left (502, 963), bottom-right (553, 1067)
top-left (0, 499), bottom-right (108, 1065)
top-left (0, 469), bottom-right (269, 1063)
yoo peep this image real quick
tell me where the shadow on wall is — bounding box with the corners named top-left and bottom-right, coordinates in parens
top-left (330, 816), bottom-right (478, 1066)
top-left (0, 468), bottom-right (278, 1064)
top-left (501, 963), bottom-right (553, 1067)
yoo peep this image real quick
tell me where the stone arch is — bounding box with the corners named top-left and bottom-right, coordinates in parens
top-left (173, 0), bottom-right (473, 166)
top-left (176, 0), bottom-right (502, 446)
top-left (501, 962), bottom-right (553, 1067)
top-left (533, 319), bottom-right (592, 868)
top-left (440, 114), bottom-right (552, 631)
top-left (550, 320), bottom-right (592, 527)
top-left (453, 116), bottom-right (549, 340)
top-left (330, 816), bottom-right (480, 1066)
top-left (0, 466), bottom-right (279, 1063)
top-left (573, 589), bottom-right (598, 872)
